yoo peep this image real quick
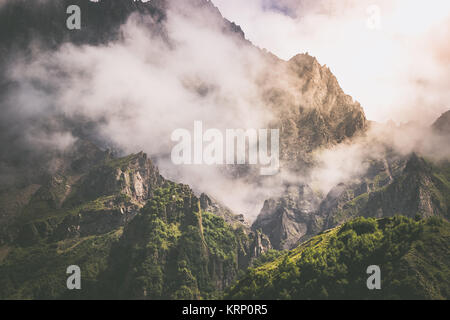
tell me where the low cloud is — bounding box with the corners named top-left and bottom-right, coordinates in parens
top-left (309, 120), bottom-right (450, 196)
top-left (2, 0), bottom-right (449, 220)
top-left (4, 3), bottom-right (279, 219)
top-left (213, 0), bottom-right (450, 124)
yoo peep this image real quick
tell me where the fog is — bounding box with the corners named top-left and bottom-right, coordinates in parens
top-left (2, 0), bottom-right (449, 221)
top-left (310, 121), bottom-right (450, 195)
top-left (214, 0), bottom-right (450, 124)
top-left (4, 2), bottom-right (282, 219)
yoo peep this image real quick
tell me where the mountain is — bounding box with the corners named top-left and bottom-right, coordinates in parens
top-left (0, 0), bottom-right (448, 300)
top-left (0, 0), bottom-right (244, 49)
top-left (255, 153), bottom-right (450, 251)
top-left (0, 0), bottom-right (369, 250)
top-left (254, 118), bottom-right (450, 250)
top-left (266, 53), bottom-right (367, 169)
top-left (227, 216), bottom-right (450, 300)
top-left (339, 154), bottom-right (449, 219)
top-left (0, 146), bottom-right (271, 299)
top-left (433, 110), bottom-right (450, 136)
top-left (98, 183), bottom-right (267, 299)
top-left (0, 0), bottom-right (274, 299)
top-left (0, 0), bottom-right (368, 181)
top-left (252, 184), bottom-right (322, 250)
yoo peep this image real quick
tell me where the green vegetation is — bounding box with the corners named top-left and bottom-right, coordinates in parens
top-left (0, 182), bottom-right (252, 299)
top-left (226, 216), bottom-right (450, 300)
top-left (251, 249), bottom-right (286, 268)
top-left (0, 229), bottom-right (122, 299)
top-left (104, 153), bottom-right (141, 171)
top-left (101, 184), bottom-right (249, 299)
top-left (14, 194), bottom-right (128, 246)
top-left (428, 160), bottom-right (450, 218)
top-left (1, 153), bottom-right (448, 300)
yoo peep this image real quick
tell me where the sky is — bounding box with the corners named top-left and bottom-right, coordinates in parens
top-left (213, 0), bottom-right (450, 124)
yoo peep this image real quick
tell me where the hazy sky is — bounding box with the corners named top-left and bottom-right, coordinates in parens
top-left (213, 0), bottom-right (450, 124)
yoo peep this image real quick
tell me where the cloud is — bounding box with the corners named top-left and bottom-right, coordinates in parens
top-left (212, 0), bottom-right (450, 124)
top-left (308, 119), bottom-right (450, 196)
top-left (4, 3), bottom-right (280, 219)
top-left (2, 0), bottom-right (449, 220)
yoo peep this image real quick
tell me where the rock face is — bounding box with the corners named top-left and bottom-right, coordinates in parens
top-left (321, 152), bottom-right (450, 227)
top-left (12, 150), bottom-right (164, 245)
top-left (1, 165), bottom-right (272, 299)
top-left (69, 152), bottom-right (164, 206)
top-left (359, 154), bottom-right (449, 220)
top-left (263, 53), bottom-right (367, 170)
top-left (253, 185), bottom-right (322, 250)
top-left (250, 53), bottom-right (369, 250)
top-left (100, 182), bottom-right (271, 299)
top-left (256, 151), bottom-right (450, 250)
top-left (432, 110), bottom-right (450, 136)
top-left (199, 193), bottom-right (249, 228)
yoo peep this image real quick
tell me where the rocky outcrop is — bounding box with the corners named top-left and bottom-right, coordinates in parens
top-left (252, 185), bottom-right (322, 250)
top-left (68, 152), bottom-right (164, 207)
top-left (199, 193), bottom-right (249, 228)
top-left (6, 144), bottom-right (273, 297)
top-left (249, 53), bottom-right (369, 249)
top-left (11, 151), bottom-right (164, 245)
top-left (320, 156), bottom-right (402, 228)
top-left (320, 153), bottom-right (449, 226)
top-left (198, 193), bottom-right (272, 265)
top-left (100, 181), bottom-right (270, 299)
top-left (262, 53), bottom-right (367, 170)
top-left (432, 110), bottom-right (450, 136)
top-left (253, 151), bottom-right (450, 250)
top-left (360, 154), bottom-right (449, 219)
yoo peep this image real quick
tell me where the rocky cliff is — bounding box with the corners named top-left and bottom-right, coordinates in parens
top-left (261, 53), bottom-right (367, 170)
top-left (0, 147), bottom-right (272, 299)
top-left (255, 123), bottom-right (450, 250)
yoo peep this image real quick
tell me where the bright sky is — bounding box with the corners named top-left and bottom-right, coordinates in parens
top-left (213, 0), bottom-right (450, 124)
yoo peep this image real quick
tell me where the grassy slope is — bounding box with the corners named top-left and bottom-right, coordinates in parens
top-left (1, 154), bottom-right (448, 300)
top-left (0, 182), bottom-right (250, 299)
top-left (101, 184), bottom-right (249, 300)
top-left (0, 229), bottom-right (123, 299)
top-left (227, 216), bottom-right (450, 300)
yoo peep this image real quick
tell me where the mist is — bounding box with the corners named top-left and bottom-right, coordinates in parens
top-left (2, 0), bottom-right (449, 221)
top-left (214, 0), bottom-right (450, 125)
top-left (309, 119), bottom-right (450, 197)
top-left (3, 2), bottom-right (284, 220)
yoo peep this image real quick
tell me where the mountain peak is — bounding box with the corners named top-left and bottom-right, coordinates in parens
top-left (432, 110), bottom-right (450, 135)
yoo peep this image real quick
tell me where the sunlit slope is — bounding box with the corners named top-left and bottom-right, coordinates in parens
top-left (227, 216), bottom-right (450, 300)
